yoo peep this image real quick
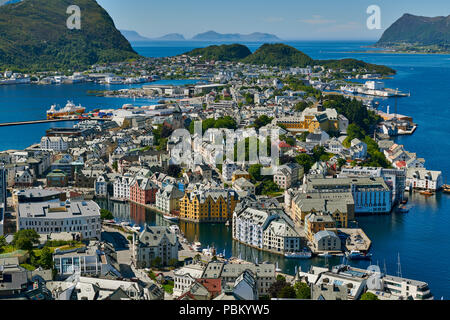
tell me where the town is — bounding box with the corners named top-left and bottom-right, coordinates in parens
top-left (0, 52), bottom-right (442, 301)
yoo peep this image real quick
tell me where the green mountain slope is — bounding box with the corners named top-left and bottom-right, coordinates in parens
top-left (186, 43), bottom-right (395, 75)
top-left (376, 13), bottom-right (450, 48)
top-left (242, 43), bottom-right (314, 67)
top-left (185, 44), bottom-right (252, 61)
top-left (0, 0), bottom-right (138, 71)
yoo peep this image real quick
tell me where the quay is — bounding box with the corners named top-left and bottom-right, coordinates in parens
top-left (0, 117), bottom-right (110, 127)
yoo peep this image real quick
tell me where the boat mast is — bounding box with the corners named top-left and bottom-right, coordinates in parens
top-left (397, 253), bottom-right (402, 278)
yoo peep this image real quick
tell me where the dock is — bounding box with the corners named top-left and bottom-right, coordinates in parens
top-left (0, 117), bottom-right (110, 127)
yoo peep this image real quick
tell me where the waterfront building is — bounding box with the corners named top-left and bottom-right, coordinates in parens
top-left (304, 176), bottom-right (392, 214)
top-left (406, 168), bottom-right (443, 191)
top-left (40, 136), bottom-right (69, 152)
top-left (179, 189), bottom-right (239, 223)
top-left (313, 230), bottom-right (341, 252)
top-left (155, 184), bottom-right (184, 215)
top-left (173, 264), bottom-right (205, 298)
top-left (304, 212), bottom-right (336, 242)
top-left (339, 166), bottom-right (406, 204)
top-left (17, 200), bottom-right (101, 239)
top-left (232, 199), bottom-right (302, 254)
top-left (132, 225), bottom-right (179, 268)
top-left (95, 175), bottom-right (109, 198)
top-left (129, 177), bottom-right (158, 205)
top-left (113, 174), bottom-right (133, 200)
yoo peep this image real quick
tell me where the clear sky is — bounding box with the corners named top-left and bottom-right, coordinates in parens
top-left (97, 0), bottom-right (450, 40)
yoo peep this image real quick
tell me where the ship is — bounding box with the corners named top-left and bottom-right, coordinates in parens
top-left (284, 250), bottom-right (312, 259)
top-left (345, 250), bottom-right (372, 260)
top-left (395, 205), bottom-right (410, 213)
top-left (47, 101), bottom-right (85, 119)
top-left (442, 184), bottom-right (450, 194)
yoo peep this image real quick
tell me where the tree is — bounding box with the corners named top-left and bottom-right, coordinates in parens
top-left (268, 277), bottom-right (287, 298)
top-left (253, 115), bottom-right (273, 129)
top-left (100, 209), bottom-right (114, 220)
top-left (360, 292), bottom-right (379, 300)
top-left (13, 229), bottom-right (40, 251)
top-left (294, 282), bottom-right (311, 299)
top-left (112, 161), bottom-right (118, 172)
top-left (151, 256), bottom-right (162, 268)
top-left (38, 247), bottom-right (53, 269)
top-left (295, 154), bottom-right (314, 173)
top-left (278, 285), bottom-right (297, 299)
top-left (168, 258), bottom-right (179, 267)
top-left (248, 164), bottom-right (263, 182)
top-left (0, 236), bottom-right (7, 253)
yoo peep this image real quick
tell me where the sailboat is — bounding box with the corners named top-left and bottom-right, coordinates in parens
top-left (275, 261), bottom-right (282, 273)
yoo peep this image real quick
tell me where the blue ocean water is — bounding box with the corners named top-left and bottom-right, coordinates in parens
top-left (1, 41), bottom-right (450, 298)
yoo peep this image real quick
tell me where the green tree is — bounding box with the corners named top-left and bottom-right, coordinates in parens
top-left (294, 282), bottom-right (311, 299)
top-left (168, 258), bottom-right (179, 267)
top-left (167, 164), bottom-right (182, 178)
top-left (0, 236), bottom-right (7, 253)
top-left (38, 247), bottom-right (54, 269)
top-left (268, 276), bottom-right (287, 298)
top-left (100, 209), bottom-right (114, 220)
top-left (13, 229), bottom-right (40, 251)
top-left (112, 161), bottom-right (118, 172)
top-left (248, 164), bottom-right (263, 182)
top-left (360, 292), bottom-right (379, 300)
top-left (151, 256), bottom-right (162, 268)
top-left (278, 285), bottom-right (297, 299)
top-left (295, 154), bottom-right (314, 172)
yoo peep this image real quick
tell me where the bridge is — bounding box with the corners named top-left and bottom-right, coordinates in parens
top-left (0, 118), bottom-right (110, 127)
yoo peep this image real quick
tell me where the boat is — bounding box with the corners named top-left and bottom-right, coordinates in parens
top-left (285, 250), bottom-right (312, 259)
top-left (318, 252), bottom-right (332, 258)
top-left (217, 249), bottom-right (226, 259)
top-left (345, 250), bottom-right (372, 260)
top-left (275, 262), bottom-right (282, 273)
top-left (442, 184), bottom-right (450, 194)
top-left (192, 242), bottom-right (202, 252)
top-left (419, 190), bottom-right (434, 196)
top-left (46, 101), bottom-right (85, 119)
top-left (202, 246), bottom-right (216, 257)
top-left (120, 221), bottom-right (130, 227)
top-left (131, 224), bottom-right (141, 232)
top-left (396, 205), bottom-right (409, 213)
top-left (225, 220), bottom-right (230, 227)
top-left (169, 225), bottom-right (180, 234)
top-left (163, 214), bottom-right (179, 222)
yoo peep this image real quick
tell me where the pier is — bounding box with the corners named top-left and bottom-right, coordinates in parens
top-left (0, 117), bottom-right (110, 127)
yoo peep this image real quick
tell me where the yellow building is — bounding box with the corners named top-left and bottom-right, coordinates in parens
top-left (304, 212), bottom-right (336, 242)
top-left (179, 190), bottom-right (239, 223)
top-left (275, 104), bottom-right (339, 133)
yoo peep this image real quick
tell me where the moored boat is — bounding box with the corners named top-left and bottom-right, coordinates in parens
top-left (163, 214), bottom-right (179, 222)
top-left (419, 190), bottom-right (434, 196)
top-left (285, 250), bottom-right (312, 259)
top-left (396, 205), bottom-right (410, 213)
top-left (345, 250), bottom-right (372, 260)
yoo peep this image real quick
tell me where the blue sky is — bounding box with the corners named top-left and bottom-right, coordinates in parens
top-left (98, 0), bottom-right (450, 40)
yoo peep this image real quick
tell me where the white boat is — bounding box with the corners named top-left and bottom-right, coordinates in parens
top-left (192, 242), bottom-right (202, 252)
top-left (202, 246), bottom-right (216, 257)
top-left (275, 262), bottom-right (282, 272)
top-left (131, 224), bottom-right (141, 232)
top-left (285, 251), bottom-right (312, 259)
top-left (120, 221), bottom-right (130, 227)
top-left (318, 252), bottom-right (332, 258)
top-left (169, 225), bottom-right (180, 234)
top-left (163, 214), bottom-right (179, 222)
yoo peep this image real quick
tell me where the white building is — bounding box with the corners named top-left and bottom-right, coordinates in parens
top-left (40, 136), bottom-right (69, 152)
top-left (406, 168), bottom-right (443, 191)
top-left (113, 175), bottom-right (133, 199)
top-left (95, 175), bottom-right (109, 197)
top-left (173, 264), bottom-right (205, 298)
top-left (222, 161), bottom-right (237, 182)
top-left (155, 184), bottom-right (184, 214)
top-left (17, 200), bottom-right (101, 239)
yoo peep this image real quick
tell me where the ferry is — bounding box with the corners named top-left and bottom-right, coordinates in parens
top-left (46, 101), bottom-right (85, 119)
top-left (345, 250), bottom-right (372, 260)
top-left (284, 250), bottom-right (312, 259)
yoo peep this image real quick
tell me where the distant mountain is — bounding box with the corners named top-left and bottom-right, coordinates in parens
top-left (157, 33), bottom-right (185, 41)
top-left (185, 44), bottom-right (252, 61)
top-left (120, 30), bottom-right (151, 42)
top-left (192, 31), bottom-right (281, 42)
top-left (376, 13), bottom-right (450, 48)
top-left (0, 0), bottom-right (138, 71)
top-left (185, 43), bottom-right (396, 75)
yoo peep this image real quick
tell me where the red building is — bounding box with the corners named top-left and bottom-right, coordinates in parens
top-left (130, 177), bottom-right (158, 205)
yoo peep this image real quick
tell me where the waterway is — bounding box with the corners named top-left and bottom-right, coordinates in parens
top-left (1, 41), bottom-right (449, 298)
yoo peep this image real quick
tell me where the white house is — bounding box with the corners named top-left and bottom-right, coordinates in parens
top-left (113, 175), bottom-right (133, 199)
top-left (173, 264), bottom-right (205, 298)
top-left (406, 168), bottom-right (443, 191)
top-left (40, 136), bottom-right (69, 152)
